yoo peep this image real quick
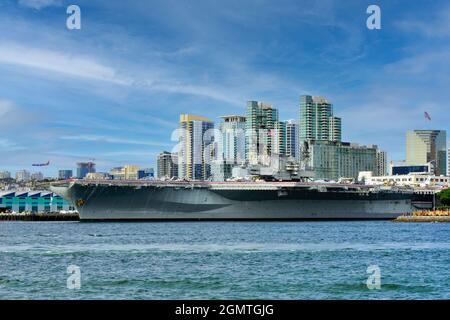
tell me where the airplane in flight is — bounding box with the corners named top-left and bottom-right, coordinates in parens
top-left (32, 161), bottom-right (50, 167)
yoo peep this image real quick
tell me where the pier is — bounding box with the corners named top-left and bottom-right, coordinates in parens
top-left (395, 216), bottom-right (450, 222)
top-left (0, 212), bottom-right (79, 221)
top-left (395, 210), bottom-right (450, 222)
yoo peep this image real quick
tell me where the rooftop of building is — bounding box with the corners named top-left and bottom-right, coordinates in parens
top-left (219, 115), bottom-right (246, 122)
top-left (180, 114), bottom-right (213, 123)
top-left (0, 190), bottom-right (61, 198)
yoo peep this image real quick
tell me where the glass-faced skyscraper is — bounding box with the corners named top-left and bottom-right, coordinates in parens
top-left (245, 101), bottom-right (279, 165)
top-left (406, 130), bottom-right (447, 175)
top-left (299, 95), bottom-right (342, 143)
top-left (285, 120), bottom-right (299, 161)
top-left (178, 114), bottom-right (214, 180)
top-left (219, 115), bottom-right (246, 164)
top-left (272, 121), bottom-right (287, 157)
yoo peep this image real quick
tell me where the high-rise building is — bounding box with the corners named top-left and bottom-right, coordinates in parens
top-left (245, 101), bottom-right (279, 165)
top-left (375, 149), bottom-right (387, 176)
top-left (285, 120), bottom-right (299, 161)
top-left (31, 172), bottom-right (44, 181)
top-left (406, 130), bottom-right (447, 175)
top-left (15, 170), bottom-right (31, 182)
top-left (273, 121), bottom-right (287, 157)
top-left (219, 115), bottom-right (246, 164)
top-left (299, 95), bottom-right (341, 143)
top-left (77, 162), bottom-right (96, 179)
top-left (58, 170), bottom-right (73, 180)
top-left (306, 140), bottom-right (377, 181)
top-left (448, 147), bottom-right (450, 176)
top-left (178, 114), bottom-right (214, 180)
top-left (0, 171), bottom-right (11, 179)
top-left (157, 151), bottom-right (179, 179)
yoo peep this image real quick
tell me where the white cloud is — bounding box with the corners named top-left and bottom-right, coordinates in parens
top-left (18, 0), bottom-right (62, 10)
top-left (0, 99), bottom-right (30, 128)
top-left (383, 50), bottom-right (450, 78)
top-left (0, 43), bottom-right (129, 85)
top-left (0, 42), bottom-right (247, 106)
top-left (0, 100), bottom-right (14, 118)
top-left (0, 138), bottom-right (24, 151)
top-left (396, 6), bottom-right (450, 39)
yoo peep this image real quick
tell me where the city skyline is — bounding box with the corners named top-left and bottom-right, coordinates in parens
top-left (1, 98), bottom-right (448, 178)
top-left (1, 0), bottom-right (450, 176)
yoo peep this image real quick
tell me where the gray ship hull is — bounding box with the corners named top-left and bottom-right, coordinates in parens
top-left (51, 181), bottom-right (415, 221)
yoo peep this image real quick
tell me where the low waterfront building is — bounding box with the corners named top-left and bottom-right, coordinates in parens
top-left (123, 165), bottom-right (140, 180)
top-left (15, 170), bottom-right (31, 182)
top-left (85, 172), bottom-right (110, 180)
top-left (58, 170), bottom-right (73, 180)
top-left (31, 172), bottom-right (44, 181)
top-left (109, 167), bottom-right (125, 180)
top-left (389, 161), bottom-right (432, 175)
top-left (306, 140), bottom-right (377, 181)
top-left (138, 168), bottom-right (154, 179)
top-left (0, 171), bottom-right (11, 180)
top-left (0, 190), bottom-right (75, 213)
top-left (108, 165), bottom-right (144, 180)
top-left (364, 173), bottom-right (450, 187)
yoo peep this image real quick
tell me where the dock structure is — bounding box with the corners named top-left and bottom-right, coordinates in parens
top-left (0, 212), bottom-right (79, 221)
top-left (395, 209), bottom-right (450, 222)
top-left (395, 216), bottom-right (450, 222)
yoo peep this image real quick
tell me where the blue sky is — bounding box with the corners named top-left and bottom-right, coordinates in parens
top-left (0, 0), bottom-right (449, 176)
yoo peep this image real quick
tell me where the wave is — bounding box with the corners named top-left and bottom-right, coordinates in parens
top-left (2, 242), bottom-right (450, 255)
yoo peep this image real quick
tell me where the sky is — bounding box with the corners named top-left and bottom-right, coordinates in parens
top-left (0, 0), bottom-right (449, 177)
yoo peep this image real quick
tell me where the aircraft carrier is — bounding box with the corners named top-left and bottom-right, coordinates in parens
top-left (50, 180), bottom-right (417, 221)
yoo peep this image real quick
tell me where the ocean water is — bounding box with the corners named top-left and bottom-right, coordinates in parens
top-left (0, 221), bottom-right (449, 300)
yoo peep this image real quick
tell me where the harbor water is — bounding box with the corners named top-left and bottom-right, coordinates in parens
top-left (0, 221), bottom-right (449, 299)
